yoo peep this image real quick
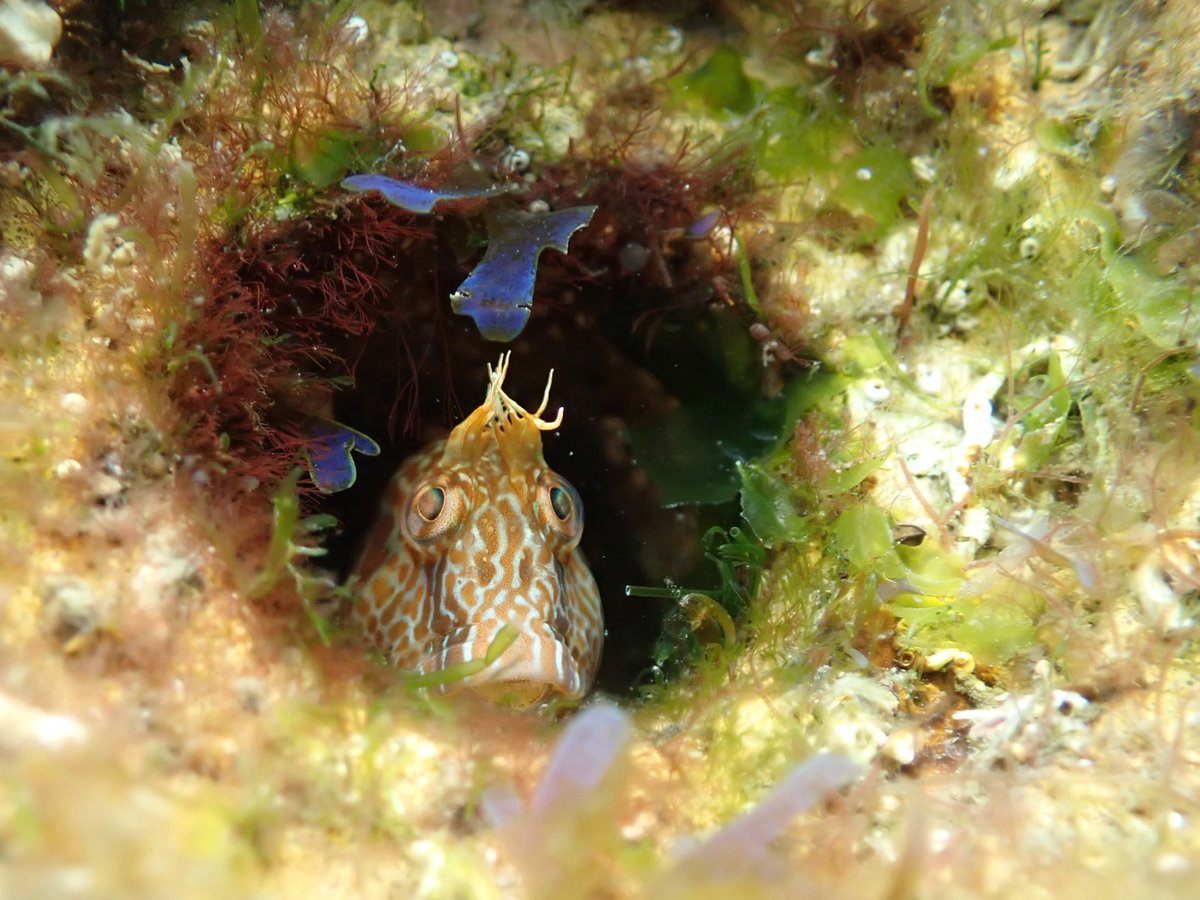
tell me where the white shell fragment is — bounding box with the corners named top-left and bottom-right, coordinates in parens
top-left (0, 0), bottom-right (61, 67)
top-left (862, 378), bottom-right (891, 404)
top-left (0, 691), bottom-right (87, 753)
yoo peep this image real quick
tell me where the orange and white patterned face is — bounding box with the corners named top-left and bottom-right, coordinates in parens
top-left (351, 354), bottom-right (604, 704)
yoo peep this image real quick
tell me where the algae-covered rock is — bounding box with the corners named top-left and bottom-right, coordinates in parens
top-left (4, 1), bottom-right (1200, 898)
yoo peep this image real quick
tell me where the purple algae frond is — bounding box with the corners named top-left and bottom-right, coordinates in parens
top-left (341, 173), bottom-right (518, 214)
top-left (451, 205), bottom-right (598, 342)
top-left (679, 752), bottom-right (861, 870)
top-left (303, 415), bottom-right (381, 493)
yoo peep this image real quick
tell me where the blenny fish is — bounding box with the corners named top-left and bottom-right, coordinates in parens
top-left (351, 354), bottom-right (603, 704)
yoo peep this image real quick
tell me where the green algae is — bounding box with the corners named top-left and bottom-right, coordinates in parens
top-left (890, 590), bottom-right (1043, 665)
top-left (675, 46), bottom-right (760, 116)
top-left (242, 469), bottom-right (342, 644)
top-left (737, 461), bottom-right (810, 548)
top-left (630, 524), bottom-right (763, 678)
top-left (833, 504), bottom-right (906, 580)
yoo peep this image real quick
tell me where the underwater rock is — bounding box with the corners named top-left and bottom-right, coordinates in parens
top-left (485, 705), bottom-right (860, 895)
top-left (9, 2), bottom-right (1200, 896)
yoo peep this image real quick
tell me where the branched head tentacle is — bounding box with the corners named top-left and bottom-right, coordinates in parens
top-left (485, 352), bottom-right (564, 432)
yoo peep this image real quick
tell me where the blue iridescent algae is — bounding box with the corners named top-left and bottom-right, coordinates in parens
top-left (451, 205), bottom-right (598, 342)
top-left (304, 417), bottom-right (381, 493)
top-left (341, 174), bottom-right (517, 213)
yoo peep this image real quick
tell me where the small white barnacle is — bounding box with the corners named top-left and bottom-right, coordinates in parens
top-left (804, 35), bottom-right (839, 70)
top-left (343, 15), bottom-right (368, 44)
top-left (936, 278), bottom-right (974, 314)
top-left (654, 26), bottom-right (683, 55)
top-left (501, 146), bottom-right (531, 173)
top-left (911, 154), bottom-right (937, 182)
top-left (961, 390), bottom-right (996, 447)
top-left (915, 363), bottom-right (943, 395)
top-left (622, 55), bottom-right (653, 78)
top-left (862, 378), bottom-right (890, 404)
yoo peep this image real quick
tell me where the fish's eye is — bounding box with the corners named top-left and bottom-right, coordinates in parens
top-left (415, 485), bottom-right (446, 521)
top-left (404, 479), bottom-right (466, 544)
top-left (539, 475), bottom-right (582, 546)
top-left (549, 486), bottom-right (572, 520)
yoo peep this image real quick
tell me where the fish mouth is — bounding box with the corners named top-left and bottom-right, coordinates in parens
top-left (423, 621), bottom-right (585, 704)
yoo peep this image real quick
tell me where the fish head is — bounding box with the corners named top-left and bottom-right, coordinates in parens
top-left (398, 353), bottom-right (598, 703)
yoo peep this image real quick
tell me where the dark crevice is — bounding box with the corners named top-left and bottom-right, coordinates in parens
top-left (184, 149), bottom-right (760, 694)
